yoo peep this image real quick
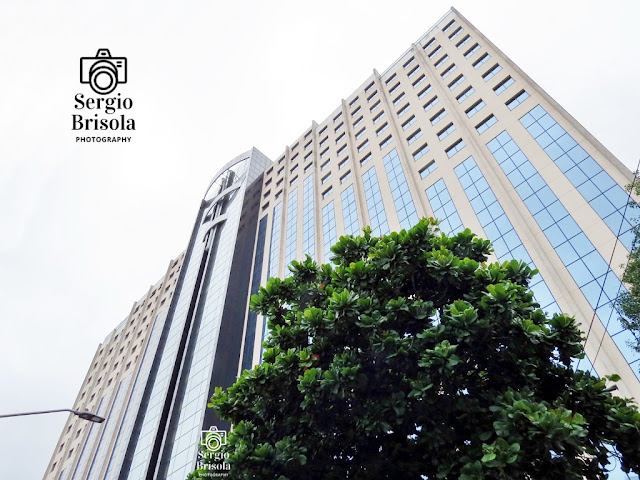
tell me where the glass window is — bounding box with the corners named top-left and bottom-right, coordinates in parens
top-left (437, 123), bottom-right (456, 141)
top-left (442, 19), bottom-right (455, 32)
top-left (464, 43), bottom-right (480, 58)
top-left (456, 86), bottom-right (475, 103)
top-left (355, 127), bottom-right (366, 140)
top-left (407, 129), bottom-right (423, 145)
top-left (428, 45), bottom-right (442, 59)
top-left (392, 92), bottom-right (406, 106)
top-left (423, 37), bottom-right (435, 50)
top-left (430, 108), bottom-right (447, 125)
top-left (441, 64), bottom-right (457, 79)
top-left (506, 90), bottom-right (529, 110)
top-left (493, 76), bottom-right (515, 95)
top-left (482, 64), bottom-right (502, 81)
top-left (448, 74), bottom-right (465, 90)
top-left (397, 117), bottom-right (415, 133)
top-left (456, 34), bottom-right (471, 49)
top-left (412, 74), bottom-right (426, 88)
top-left (383, 148), bottom-right (419, 230)
top-left (413, 143), bottom-right (430, 161)
top-left (322, 201), bottom-right (337, 262)
top-left (434, 54), bottom-right (449, 69)
top-left (361, 167), bottom-right (390, 236)
top-left (376, 123), bottom-right (389, 136)
top-left (302, 175), bottom-right (315, 257)
top-left (445, 139), bottom-right (465, 158)
top-left (472, 53), bottom-right (491, 69)
top-left (403, 56), bottom-right (415, 69)
top-left (519, 104), bottom-right (638, 251)
top-left (341, 184), bottom-right (360, 236)
top-left (419, 161), bottom-right (437, 178)
top-left (379, 135), bottom-right (393, 150)
top-left (448, 26), bottom-right (463, 40)
top-left (453, 155), bottom-right (559, 313)
top-left (417, 84), bottom-right (432, 99)
top-left (486, 129), bottom-right (627, 337)
top-left (357, 139), bottom-right (369, 153)
top-left (424, 96), bottom-right (439, 112)
top-left (397, 103), bottom-right (411, 117)
top-left (476, 115), bottom-right (497, 134)
top-left (407, 65), bottom-right (421, 78)
top-left (465, 99), bottom-right (485, 118)
top-left (426, 178), bottom-right (464, 235)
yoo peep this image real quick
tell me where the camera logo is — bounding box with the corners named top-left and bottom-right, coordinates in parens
top-left (80, 49), bottom-right (127, 95)
top-left (201, 426), bottom-right (227, 453)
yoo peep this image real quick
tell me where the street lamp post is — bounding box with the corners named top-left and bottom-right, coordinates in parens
top-left (0, 408), bottom-right (105, 423)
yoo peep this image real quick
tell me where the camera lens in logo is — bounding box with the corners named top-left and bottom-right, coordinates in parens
top-left (202, 426), bottom-right (227, 453)
top-left (80, 49), bottom-right (128, 95)
top-left (204, 431), bottom-right (223, 452)
top-left (89, 61), bottom-right (118, 94)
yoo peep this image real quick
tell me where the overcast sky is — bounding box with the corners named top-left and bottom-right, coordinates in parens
top-left (0, 0), bottom-right (638, 478)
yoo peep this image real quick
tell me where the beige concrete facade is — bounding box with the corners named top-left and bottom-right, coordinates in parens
top-left (43, 254), bottom-right (184, 480)
top-left (253, 8), bottom-right (640, 399)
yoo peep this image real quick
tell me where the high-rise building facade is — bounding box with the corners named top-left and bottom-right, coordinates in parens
top-left (45, 7), bottom-right (640, 480)
top-left (44, 254), bottom-right (185, 480)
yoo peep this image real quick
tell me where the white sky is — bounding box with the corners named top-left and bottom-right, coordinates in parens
top-left (0, 0), bottom-right (638, 478)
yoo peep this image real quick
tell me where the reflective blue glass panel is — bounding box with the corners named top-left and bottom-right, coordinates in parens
top-left (519, 105), bottom-right (639, 251)
top-left (425, 178), bottom-right (464, 235)
top-left (341, 184), bottom-right (360, 236)
top-left (362, 167), bottom-right (390, 236)
top-left (382, 148), bottom-right (419, 230)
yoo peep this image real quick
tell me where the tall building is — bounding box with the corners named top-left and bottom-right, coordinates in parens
top-left (45, 7), bottom-right (640, 480)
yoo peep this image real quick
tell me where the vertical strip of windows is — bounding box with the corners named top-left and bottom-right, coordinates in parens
top-left (241, 216), bottom-right (267, 371)
top-left (341, 184), bottom-right (360, 236)
top-left (454, 156), bottom-right (560, 316)
top-left (267, 203), bottom-right (283, 278)
top-left (284, 189), bottom-right (298, 277)
top-left (362, 167), bottom-right (390, 236)
top-left (71, 394), bottom-right (111, 480)
top-left (322, 201), bottom-right (337, 263)
top-left (520, 104), bottom-right (639, 251)
top-left (486, 132), bottom-right (639, 370)
top-left (382, 148), bottom-right (419, 230)
top-left (302, 175), bottom-right (315, 258)
top-left (86, 376), bottom-right (132, 480)
top-left (425, 179), bottom-right (464, 235)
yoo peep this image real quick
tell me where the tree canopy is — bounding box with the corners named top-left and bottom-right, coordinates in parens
top-left (194, 219), bottom-right (640, 479)
top-left (615, 179), bottom-right (640, 368)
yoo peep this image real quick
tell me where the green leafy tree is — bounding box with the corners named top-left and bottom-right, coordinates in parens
top-left (194, 219), bottom-right (640, 479)
top-left (615, 177), bottom-right (640, 363)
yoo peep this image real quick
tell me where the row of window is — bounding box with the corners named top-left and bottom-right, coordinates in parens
top-left (264, 23), bottom-right (532, 209)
